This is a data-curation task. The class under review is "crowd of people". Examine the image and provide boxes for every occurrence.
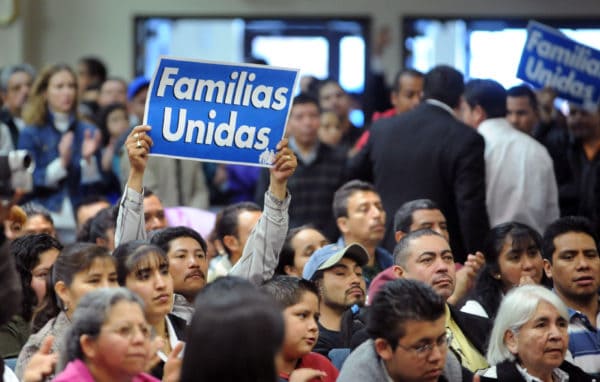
[0,54,599,382]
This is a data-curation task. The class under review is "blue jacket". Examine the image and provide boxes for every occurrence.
[18,115,102,212]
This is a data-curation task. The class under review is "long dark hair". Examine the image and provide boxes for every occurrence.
[180,276,284,382]
[32,243,113,332]
[468,222,548,320]
[10,234,63,321]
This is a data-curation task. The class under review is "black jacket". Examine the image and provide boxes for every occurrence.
[479,360,594,382]
[348,102,490,261]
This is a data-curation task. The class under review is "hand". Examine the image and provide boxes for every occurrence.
[162,342,184,382]
[289,368,327,382]
[127,125,153,174]
[519,275,536,286]
[269,138,297,200]
[448,251,485,305]
[22,336,58,382]
[81,128,102,161]
[58,131,74,167]
[126,125,154,193]
[270,138,297,183]
[145,335,165,373]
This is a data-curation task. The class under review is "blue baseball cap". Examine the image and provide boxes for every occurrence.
[302,243,369,281]
[127,76,150,101]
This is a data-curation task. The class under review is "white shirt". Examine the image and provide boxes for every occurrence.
[478,118,559,234]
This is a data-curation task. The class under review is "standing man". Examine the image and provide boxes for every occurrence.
[350,65,489,262]
[461,79,559,234]
[506,84,540,136]
[547,101,600,231]
[542,216,600,378]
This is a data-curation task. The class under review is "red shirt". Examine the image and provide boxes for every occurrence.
[278,352,339,382]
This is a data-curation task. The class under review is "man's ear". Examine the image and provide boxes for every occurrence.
[392,265,404,278]
[283,265,300,278]
[336,216,349,235]
[222,235,239,254]
[543,259,553,279]
[394,231,405,243]
[374,338,393,361]
[474,104,487,125]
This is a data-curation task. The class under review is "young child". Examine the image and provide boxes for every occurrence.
[262,276,339,382]
[318,109,343,147]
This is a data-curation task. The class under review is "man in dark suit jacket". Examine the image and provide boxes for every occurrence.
[349,65,489,261]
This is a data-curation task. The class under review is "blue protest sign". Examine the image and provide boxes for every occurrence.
[517,21,600,108]
[144,57,299,166]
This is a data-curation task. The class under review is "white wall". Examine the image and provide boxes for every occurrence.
[3,0,599,82]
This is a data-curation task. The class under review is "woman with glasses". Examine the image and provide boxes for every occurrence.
[53,288,159,382]
[478,285,592,381]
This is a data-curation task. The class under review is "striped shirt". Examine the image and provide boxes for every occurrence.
[567,302,600,378]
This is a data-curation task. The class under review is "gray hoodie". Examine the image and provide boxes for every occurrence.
[338,339,463,382]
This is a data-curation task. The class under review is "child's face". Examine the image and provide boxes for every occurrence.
[318,111,342,146]
[281,291,320,360]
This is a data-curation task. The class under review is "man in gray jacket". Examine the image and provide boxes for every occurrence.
[338,278,465,382]
[115,124,296,289]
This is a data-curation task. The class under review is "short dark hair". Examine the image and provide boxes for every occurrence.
[215,202,261,255]
[507,84,538,111]
[393,199,439,233]
[76,206,115,244]
[261,275,319,309]
[393,229,445,267]
[181,276,284,382]
[542,216,599,263]
[79,56,107,86]
[367,278,445,350]
[275,225,318,275]
[423,65,464,109]
[10,234,62,321]
[292,93,321,112]
[332,180,377,219]
[392,68,424,92]
[463,79,507,119]
[150,225,207,254]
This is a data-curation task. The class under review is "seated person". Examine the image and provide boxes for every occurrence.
[338,278,467,382]
[479,285,592,381]
[262,275,339,381]
[461,222,547,319]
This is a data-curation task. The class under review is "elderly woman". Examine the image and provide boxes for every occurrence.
[53,288,158,382]
[479,285,592,382]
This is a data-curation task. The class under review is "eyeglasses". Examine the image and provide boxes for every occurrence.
[395,333,451,359]
[105,322,153,340]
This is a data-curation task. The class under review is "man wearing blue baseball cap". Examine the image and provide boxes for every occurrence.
[302,242,369,361]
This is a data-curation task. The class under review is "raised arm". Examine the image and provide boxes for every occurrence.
[114,125,153,247]
[229,138,297,284]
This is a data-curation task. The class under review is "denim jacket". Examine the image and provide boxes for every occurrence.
[17,114,102,212]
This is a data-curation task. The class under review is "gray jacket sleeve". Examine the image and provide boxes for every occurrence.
[229,189,290,285]
[114,185,147,248]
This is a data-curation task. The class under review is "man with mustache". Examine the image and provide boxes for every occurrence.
[333,180,393,284]
[392,229,491,373]
[150,226,208,323]
[542,216,600,378]
[302,243,369,359]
